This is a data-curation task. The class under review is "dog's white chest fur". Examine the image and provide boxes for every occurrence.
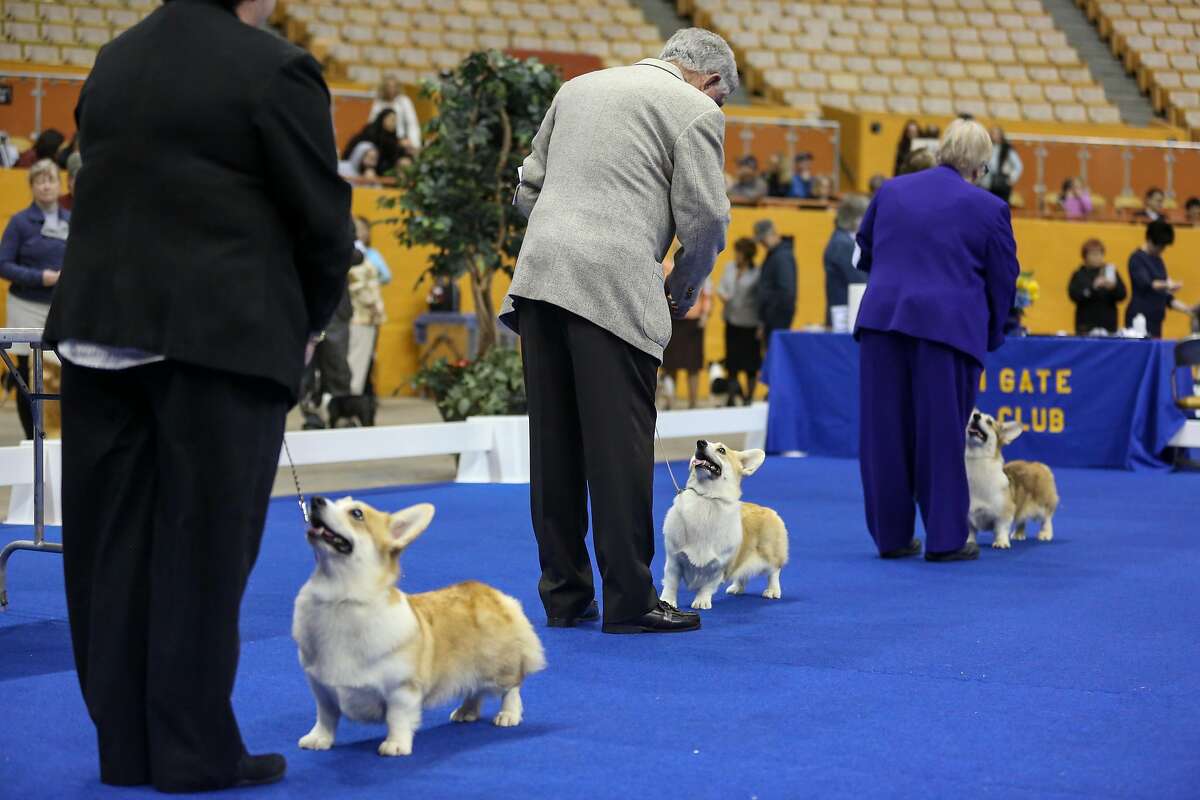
[966,456,1010,528]
[663,491,742,587]
[293,582,419,721]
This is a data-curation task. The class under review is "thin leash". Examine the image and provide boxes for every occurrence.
[655,424,685,495]
[282,436,310,525]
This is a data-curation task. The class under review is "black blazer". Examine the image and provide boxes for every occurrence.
[45,0,355,398]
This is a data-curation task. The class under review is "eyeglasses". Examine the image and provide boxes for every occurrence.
[979,163,991,178]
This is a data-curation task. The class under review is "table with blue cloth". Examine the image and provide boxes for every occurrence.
[762,332,1189,471]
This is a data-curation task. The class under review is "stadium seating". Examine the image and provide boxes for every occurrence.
[1085,0,1200,137]
[0,0,663,87]
[683,0,1123,123]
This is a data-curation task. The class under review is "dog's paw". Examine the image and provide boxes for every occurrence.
[1013,530,1027,541]
[659,593,678,607]
[378,739,412,757]
[298,731,334,751]
[493,711,522,727]
[449,707,480,723]
[725,582,744,595]
[691,596,712,610]
[1037,530,1054,542]
[761,588,781,600]
[992,538,1011,550]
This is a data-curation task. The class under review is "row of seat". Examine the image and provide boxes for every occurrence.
[302,20,659,46]
[3,3,142,27]
[749,55,1094,86]
[3,22,119,48]
[288,1,646,24]
[690,0,1048,19]
[772,73,1106,105]
[1085,0,1200,135]
[779,91,1120,124]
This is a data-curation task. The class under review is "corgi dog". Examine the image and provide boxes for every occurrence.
[660,440,789,610]
[965,410,1060,549]
[292,497,546,757]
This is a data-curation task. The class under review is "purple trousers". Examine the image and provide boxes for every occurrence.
[858,330,981,555]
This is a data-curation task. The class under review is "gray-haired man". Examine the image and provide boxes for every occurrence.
[501,28,735,634]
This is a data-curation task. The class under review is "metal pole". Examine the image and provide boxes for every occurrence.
[32,345,44,546]
[33,76,43,135]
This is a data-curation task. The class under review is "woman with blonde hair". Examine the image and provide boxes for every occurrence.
[853,119,1020,562]
[370,75,421,155]
[0,159,68,439]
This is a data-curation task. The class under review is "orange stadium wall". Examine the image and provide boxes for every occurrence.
[3,170,1195,400]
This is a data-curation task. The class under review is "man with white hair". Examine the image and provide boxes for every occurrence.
[502,28,735,634]
[852,118,1020,563]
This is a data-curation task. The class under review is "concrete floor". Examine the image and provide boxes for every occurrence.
[0,393,743,519]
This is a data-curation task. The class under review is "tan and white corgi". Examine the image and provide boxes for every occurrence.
[965,410,1060,549]
[292,497,546,757]
[660,440,789,610]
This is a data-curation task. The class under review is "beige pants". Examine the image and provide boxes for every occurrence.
[347,324,378,396]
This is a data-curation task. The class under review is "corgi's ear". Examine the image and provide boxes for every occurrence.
[389,503,435,551]
[998,420,1023,445]
[738,449,766,476]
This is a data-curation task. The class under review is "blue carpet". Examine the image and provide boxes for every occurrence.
[1,457,1198,799]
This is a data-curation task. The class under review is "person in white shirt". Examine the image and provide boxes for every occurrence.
[369,75,421,154]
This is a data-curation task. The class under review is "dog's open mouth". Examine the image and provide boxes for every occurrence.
[967,423,988,444]
[691,452,722,478]
[307,523,354,555]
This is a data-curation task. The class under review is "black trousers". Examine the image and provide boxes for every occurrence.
[60,360,288,792]
[519,300,660,624]
[13,354,34,440]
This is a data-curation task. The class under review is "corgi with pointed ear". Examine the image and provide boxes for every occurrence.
[965,410,1060,549]
[292,496,546,758]
[660,440,790,611]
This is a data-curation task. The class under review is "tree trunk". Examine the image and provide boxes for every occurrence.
[471,266,498,357]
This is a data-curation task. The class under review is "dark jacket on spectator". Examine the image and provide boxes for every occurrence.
[757,237,797,333]
[823,226,865,325]
[1068,264,1127,334]
[1124,248,1171,338]
[0,203,70,304]
[44,0,355,399]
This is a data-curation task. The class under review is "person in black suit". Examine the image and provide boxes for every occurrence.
[753,219,797,350]
[43,0,355,792]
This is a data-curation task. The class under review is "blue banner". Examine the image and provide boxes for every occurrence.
[763,333,1188,471]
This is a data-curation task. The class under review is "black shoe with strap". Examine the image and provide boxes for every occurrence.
[925,541,981,562]
[602,600,701,634]
[880,538,922,559]
[546,600,600,628]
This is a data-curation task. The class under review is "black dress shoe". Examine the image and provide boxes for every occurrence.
[546,600,599,628]
[234,753,287,789]
[925,541,981,562]
[880,538,922,559]
[602,600,701,634]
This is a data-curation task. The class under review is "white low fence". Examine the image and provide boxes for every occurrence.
[0,404,771,524]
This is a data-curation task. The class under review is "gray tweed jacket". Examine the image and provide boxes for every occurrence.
[500,58,731,362]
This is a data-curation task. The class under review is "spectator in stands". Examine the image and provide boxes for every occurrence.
[868,174,885,197]
[1126,220,1193,338]
[1060,177,1092,220]
[353,216,392,285]
[764,153,791,197]
[810,175,833,202]
[894,119,920,176]
[824,194,869,329]
[982,126,1022,204]
[1068,238,1126,334]
[855,119,1019,562]
[728,155,767,203]
[788,152,814,199]
[0,132,19,167]
[1186,197,1200,225]
[15,128,65,168]
[898,148,936,175]
[1134,187,1166,222]
[43,0,355,789]
[56,133,80,170]
[661,252,713,409]
[60,152,83,212]
[342,109,403,175]
[347,232,387,425]
[0,159,68,440]
[753,219,797,349]
[717,236,761,406]
[370,75,421,154]
[427,274,460,311]
[338,142,381,183]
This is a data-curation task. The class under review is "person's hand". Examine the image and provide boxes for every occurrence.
[1092,275,1108,290]
[305,333,324,366]
[665,285,682,318]
[42,270,59,287]
[1168,279,1184,293]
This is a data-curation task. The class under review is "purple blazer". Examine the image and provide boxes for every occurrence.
[853,164,1020,365]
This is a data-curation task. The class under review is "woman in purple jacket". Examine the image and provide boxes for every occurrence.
[0,158,69,439]
[854,120,1020,562]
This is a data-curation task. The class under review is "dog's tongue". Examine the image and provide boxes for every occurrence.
[690,458,704,468]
